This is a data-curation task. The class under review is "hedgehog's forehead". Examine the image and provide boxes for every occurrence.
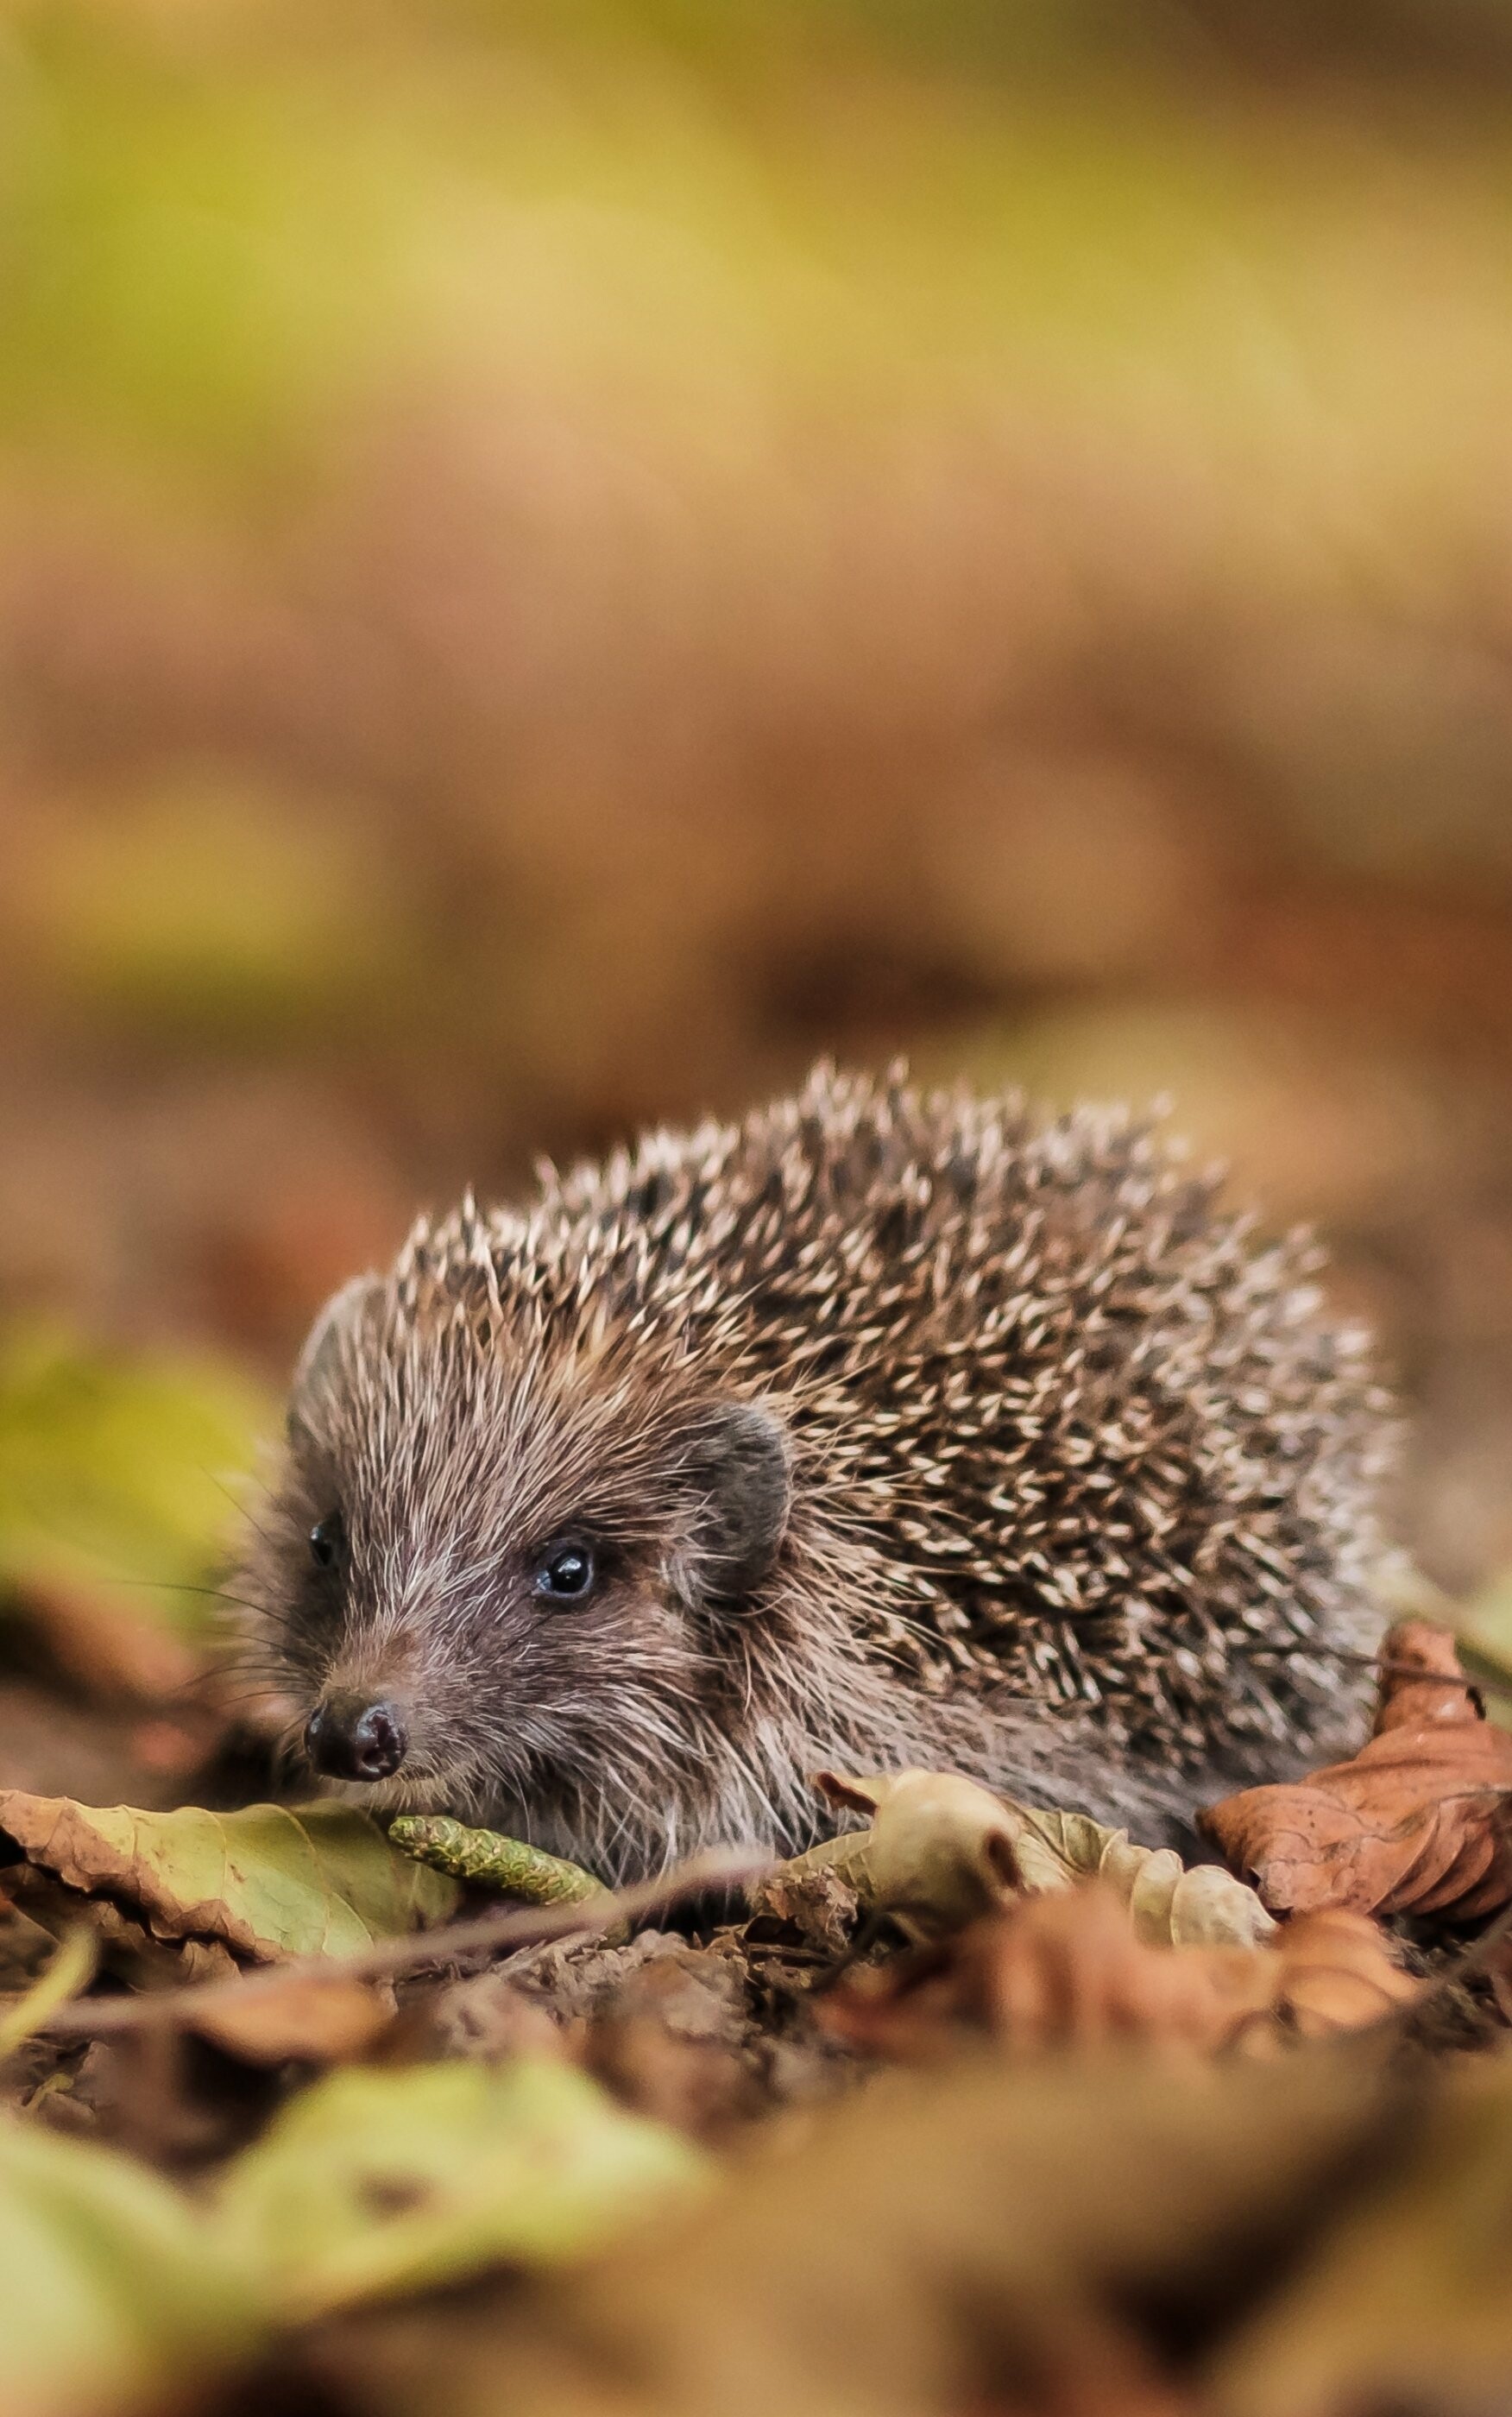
[340,1278,690,1504]
[322,1321,690,1564]
[381,1269,674,1388]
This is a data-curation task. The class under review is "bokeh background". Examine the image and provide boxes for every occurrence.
[7,0,1512,1798]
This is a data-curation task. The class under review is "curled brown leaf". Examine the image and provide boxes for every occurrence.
[780,1771,1272,1947]
[1200,1621,1512,1921]
[803,1770,1021,1933]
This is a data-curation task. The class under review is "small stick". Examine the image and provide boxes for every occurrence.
[29,1844,771,2043]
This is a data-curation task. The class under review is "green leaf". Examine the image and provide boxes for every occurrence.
[218,2054,707,2319]
[0,2116,257,2417]
[0,1795,461,1964]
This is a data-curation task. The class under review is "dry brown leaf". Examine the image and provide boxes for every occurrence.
[1006,1807,1276,1948]
[803,1770,1022,1933]
[184,1974,395,2067]
[778,1770,1273,1948]
[817,1886,1259,2060]
[1374,1618,1489,1732]
[748,1860,860,1955]
[11,1870,241,1989]
[1200,1619,1512,1920]
[816,1884,1416,2062]
[1265,1910,1423,2042]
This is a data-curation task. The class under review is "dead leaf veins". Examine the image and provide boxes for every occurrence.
[1200,1620,1512,1921]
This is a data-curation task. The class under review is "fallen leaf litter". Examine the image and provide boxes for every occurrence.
[0,1616,1509,2416]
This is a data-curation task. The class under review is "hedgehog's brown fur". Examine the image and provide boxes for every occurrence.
[243,1063,1392,1880]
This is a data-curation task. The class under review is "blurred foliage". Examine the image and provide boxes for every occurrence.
[0,2116,256,2417]
[17,772,410,1039]
[0,1324,271,1638]
[8,0,1512,496]
[0,2050,697,2408]
[6,0,1512,1587]
[220,2055,705,2316]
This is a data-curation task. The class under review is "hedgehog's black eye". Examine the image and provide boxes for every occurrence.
[310,1511,345,1571]
[533,1543,596,1601]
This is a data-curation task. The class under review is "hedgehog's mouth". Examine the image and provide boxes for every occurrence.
[288,1675,554,1833]
[324,1743,531,1829]
[328,1768,448,1815]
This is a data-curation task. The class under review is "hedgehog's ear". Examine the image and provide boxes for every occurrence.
[287,1276,380,1442]
[678,1400,793,1606]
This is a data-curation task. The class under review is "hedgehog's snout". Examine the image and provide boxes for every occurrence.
[305,1691,409,1783]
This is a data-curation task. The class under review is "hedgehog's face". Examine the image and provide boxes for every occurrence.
[243,1276,794,1849]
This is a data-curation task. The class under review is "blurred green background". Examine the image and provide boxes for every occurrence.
[6,0,1512,1694]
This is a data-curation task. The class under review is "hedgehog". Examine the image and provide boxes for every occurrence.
[241,1063,1393,1881]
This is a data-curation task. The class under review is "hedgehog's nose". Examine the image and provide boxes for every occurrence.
[305,1694,408,1783]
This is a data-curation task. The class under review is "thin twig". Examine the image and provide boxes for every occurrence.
[31,1844,772,2042]
[1246,1644,1512,1704]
